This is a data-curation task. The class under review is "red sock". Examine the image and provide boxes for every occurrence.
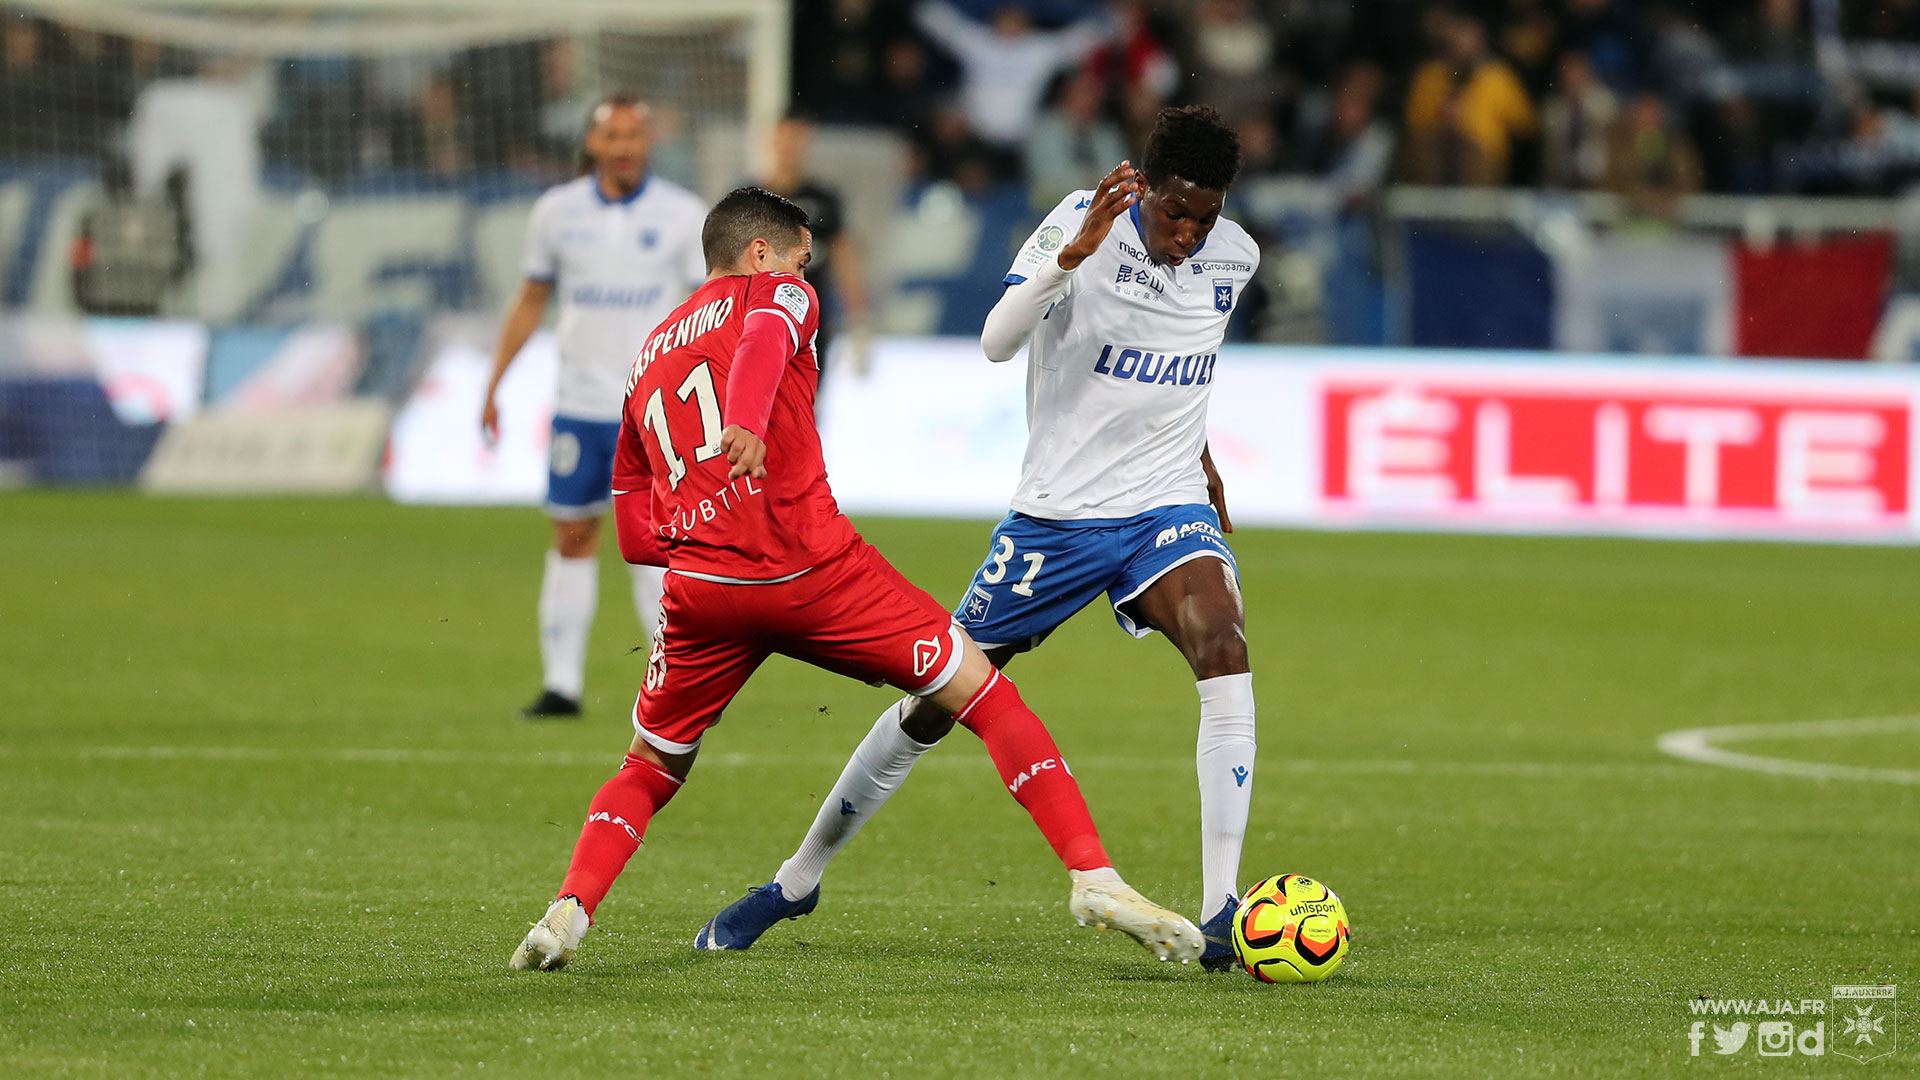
[557,753,683,916]
[953,670,1111,872]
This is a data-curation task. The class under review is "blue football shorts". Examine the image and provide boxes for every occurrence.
[953,503,1237,651]
[545,414,621,520]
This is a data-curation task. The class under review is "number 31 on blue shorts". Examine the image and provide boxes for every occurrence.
[952,503,1237,651]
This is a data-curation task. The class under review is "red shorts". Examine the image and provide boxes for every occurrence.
[631,540,967,754]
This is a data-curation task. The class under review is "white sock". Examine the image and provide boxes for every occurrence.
[629,563,664,639]
[774,701,935,897]
[1196,672,1256,922]
[537,551,598,700]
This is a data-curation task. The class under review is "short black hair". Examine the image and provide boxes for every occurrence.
[701,186,811,270]
[1139,105,1241,193]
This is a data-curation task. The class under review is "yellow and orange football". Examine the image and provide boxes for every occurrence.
[1232,873,1352,983]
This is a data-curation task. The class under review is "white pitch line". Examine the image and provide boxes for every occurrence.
[0,743,1701,779]
[1657,715,1920,785]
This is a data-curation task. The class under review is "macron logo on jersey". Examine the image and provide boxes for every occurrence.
[628,295,735,394]
[1092,344,1217,387]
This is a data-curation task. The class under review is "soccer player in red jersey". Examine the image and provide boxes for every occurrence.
[509,188,1202,971]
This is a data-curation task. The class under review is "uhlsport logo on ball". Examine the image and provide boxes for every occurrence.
[1233,873,1351,983]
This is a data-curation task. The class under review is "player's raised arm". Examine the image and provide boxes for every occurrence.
[981,162,1137,363]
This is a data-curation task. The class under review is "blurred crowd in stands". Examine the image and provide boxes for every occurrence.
[794,0,1920,209]
[8,0,1920,209]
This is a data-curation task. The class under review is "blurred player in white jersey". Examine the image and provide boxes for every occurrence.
[701,107,1263,969]
[481,93,707,720]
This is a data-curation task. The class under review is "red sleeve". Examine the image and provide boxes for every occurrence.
[612,412,668,567]
[615,491,667,567]
[724,274,818,437]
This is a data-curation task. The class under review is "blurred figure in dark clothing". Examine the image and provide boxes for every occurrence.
[1542,50,1618,189]
[1723,0,1812,66]
[1560,0,1648,92]
[872,37,939,132]
[1700,95,1775,193]
[914,101,1003,192]
[1608,92,1702,219]
[792,0,915,124]
[757,112,872,375]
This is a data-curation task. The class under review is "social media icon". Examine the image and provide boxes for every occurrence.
[1757,1021,1794,1056]
[1798,1021,1825,1056]
[1712,1023,1750,1054]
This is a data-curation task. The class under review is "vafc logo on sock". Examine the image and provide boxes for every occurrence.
[586,810,640,843]
[1007,756,1072,794]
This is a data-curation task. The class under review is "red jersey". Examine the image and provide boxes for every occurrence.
[612,271,858,580]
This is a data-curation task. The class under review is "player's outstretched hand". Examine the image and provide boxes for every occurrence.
[721,425,767,481]
[1058,160,1139,272]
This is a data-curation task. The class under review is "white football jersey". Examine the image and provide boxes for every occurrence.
[523,174,707,422]
[1001,189,1260,520]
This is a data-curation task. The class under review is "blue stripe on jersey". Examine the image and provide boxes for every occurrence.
[1004,273,1027,285]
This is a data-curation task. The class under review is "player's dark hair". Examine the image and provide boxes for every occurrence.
[701,186,811,270]
[1139,105,1241,193]
[577,90,644,176]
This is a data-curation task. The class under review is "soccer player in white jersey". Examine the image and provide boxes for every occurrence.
[481,93,707,720]
[698,107,1262,969]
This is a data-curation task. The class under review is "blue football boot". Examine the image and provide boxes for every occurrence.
[1199,894,1241,972]
[694,881,820,950]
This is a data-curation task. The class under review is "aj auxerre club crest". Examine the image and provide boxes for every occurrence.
[1212,278,1234,313]
[1833,985,1897,1063]
[961,585,992,625]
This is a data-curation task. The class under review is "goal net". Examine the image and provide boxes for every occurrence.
[0,0,785,325]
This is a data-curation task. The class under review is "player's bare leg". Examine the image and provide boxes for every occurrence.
[1129,555,1255,969]
[510,732,695,970]
[525,517,603,720]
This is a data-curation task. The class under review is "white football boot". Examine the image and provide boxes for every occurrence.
[508,895,591,971]
[1068,871,1206,963]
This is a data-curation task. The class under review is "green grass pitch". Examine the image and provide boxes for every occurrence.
[2,492,1915,1077]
